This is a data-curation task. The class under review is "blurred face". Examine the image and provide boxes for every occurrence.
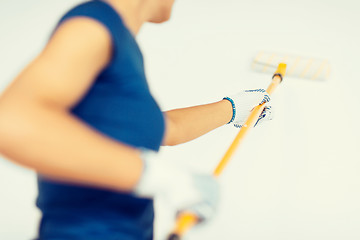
[146,0,175,23]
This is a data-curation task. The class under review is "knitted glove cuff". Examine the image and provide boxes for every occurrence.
[223,97,236,124]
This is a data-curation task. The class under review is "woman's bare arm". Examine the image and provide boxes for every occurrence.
[162,100,233,146]
[0,18,143,192]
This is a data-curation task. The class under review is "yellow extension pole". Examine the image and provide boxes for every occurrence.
[167,63,287,240]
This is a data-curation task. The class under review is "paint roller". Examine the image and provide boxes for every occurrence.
[167,64,287,240]
[252,51,331,81]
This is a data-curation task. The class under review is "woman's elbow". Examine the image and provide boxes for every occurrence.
[161,136,178,146]
[162,116,182,146]
[161,130,184,146]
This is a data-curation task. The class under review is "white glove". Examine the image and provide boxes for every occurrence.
[134,150,219,222]
[224,89,273,128]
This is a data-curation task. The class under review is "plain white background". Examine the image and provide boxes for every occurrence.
[1,0,359,239]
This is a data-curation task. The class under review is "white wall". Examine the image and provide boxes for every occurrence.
[1,0,359,239]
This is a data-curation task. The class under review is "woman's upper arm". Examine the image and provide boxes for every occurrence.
[0,17,112,109]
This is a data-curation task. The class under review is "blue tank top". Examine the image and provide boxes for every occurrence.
[36,1,165,239]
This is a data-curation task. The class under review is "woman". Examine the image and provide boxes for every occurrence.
[0,0,272,239]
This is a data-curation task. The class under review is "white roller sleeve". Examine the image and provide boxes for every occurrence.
[252,51,331,81]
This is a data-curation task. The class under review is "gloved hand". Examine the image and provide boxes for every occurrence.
[224,89,273,128]
[134,150,219,222]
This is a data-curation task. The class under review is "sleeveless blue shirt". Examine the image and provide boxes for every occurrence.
[36,1,165,239]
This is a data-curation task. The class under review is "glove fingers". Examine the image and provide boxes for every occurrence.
[176,202,215,224]
[176,174,219,222]
[260,93,271,105]
[234,106,273,128]
[254,106,273,127]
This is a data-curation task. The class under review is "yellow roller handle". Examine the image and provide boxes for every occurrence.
[167,63,287,240]
[214,63,286,176]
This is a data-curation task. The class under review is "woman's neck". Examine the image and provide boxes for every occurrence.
[103,0,148,35]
